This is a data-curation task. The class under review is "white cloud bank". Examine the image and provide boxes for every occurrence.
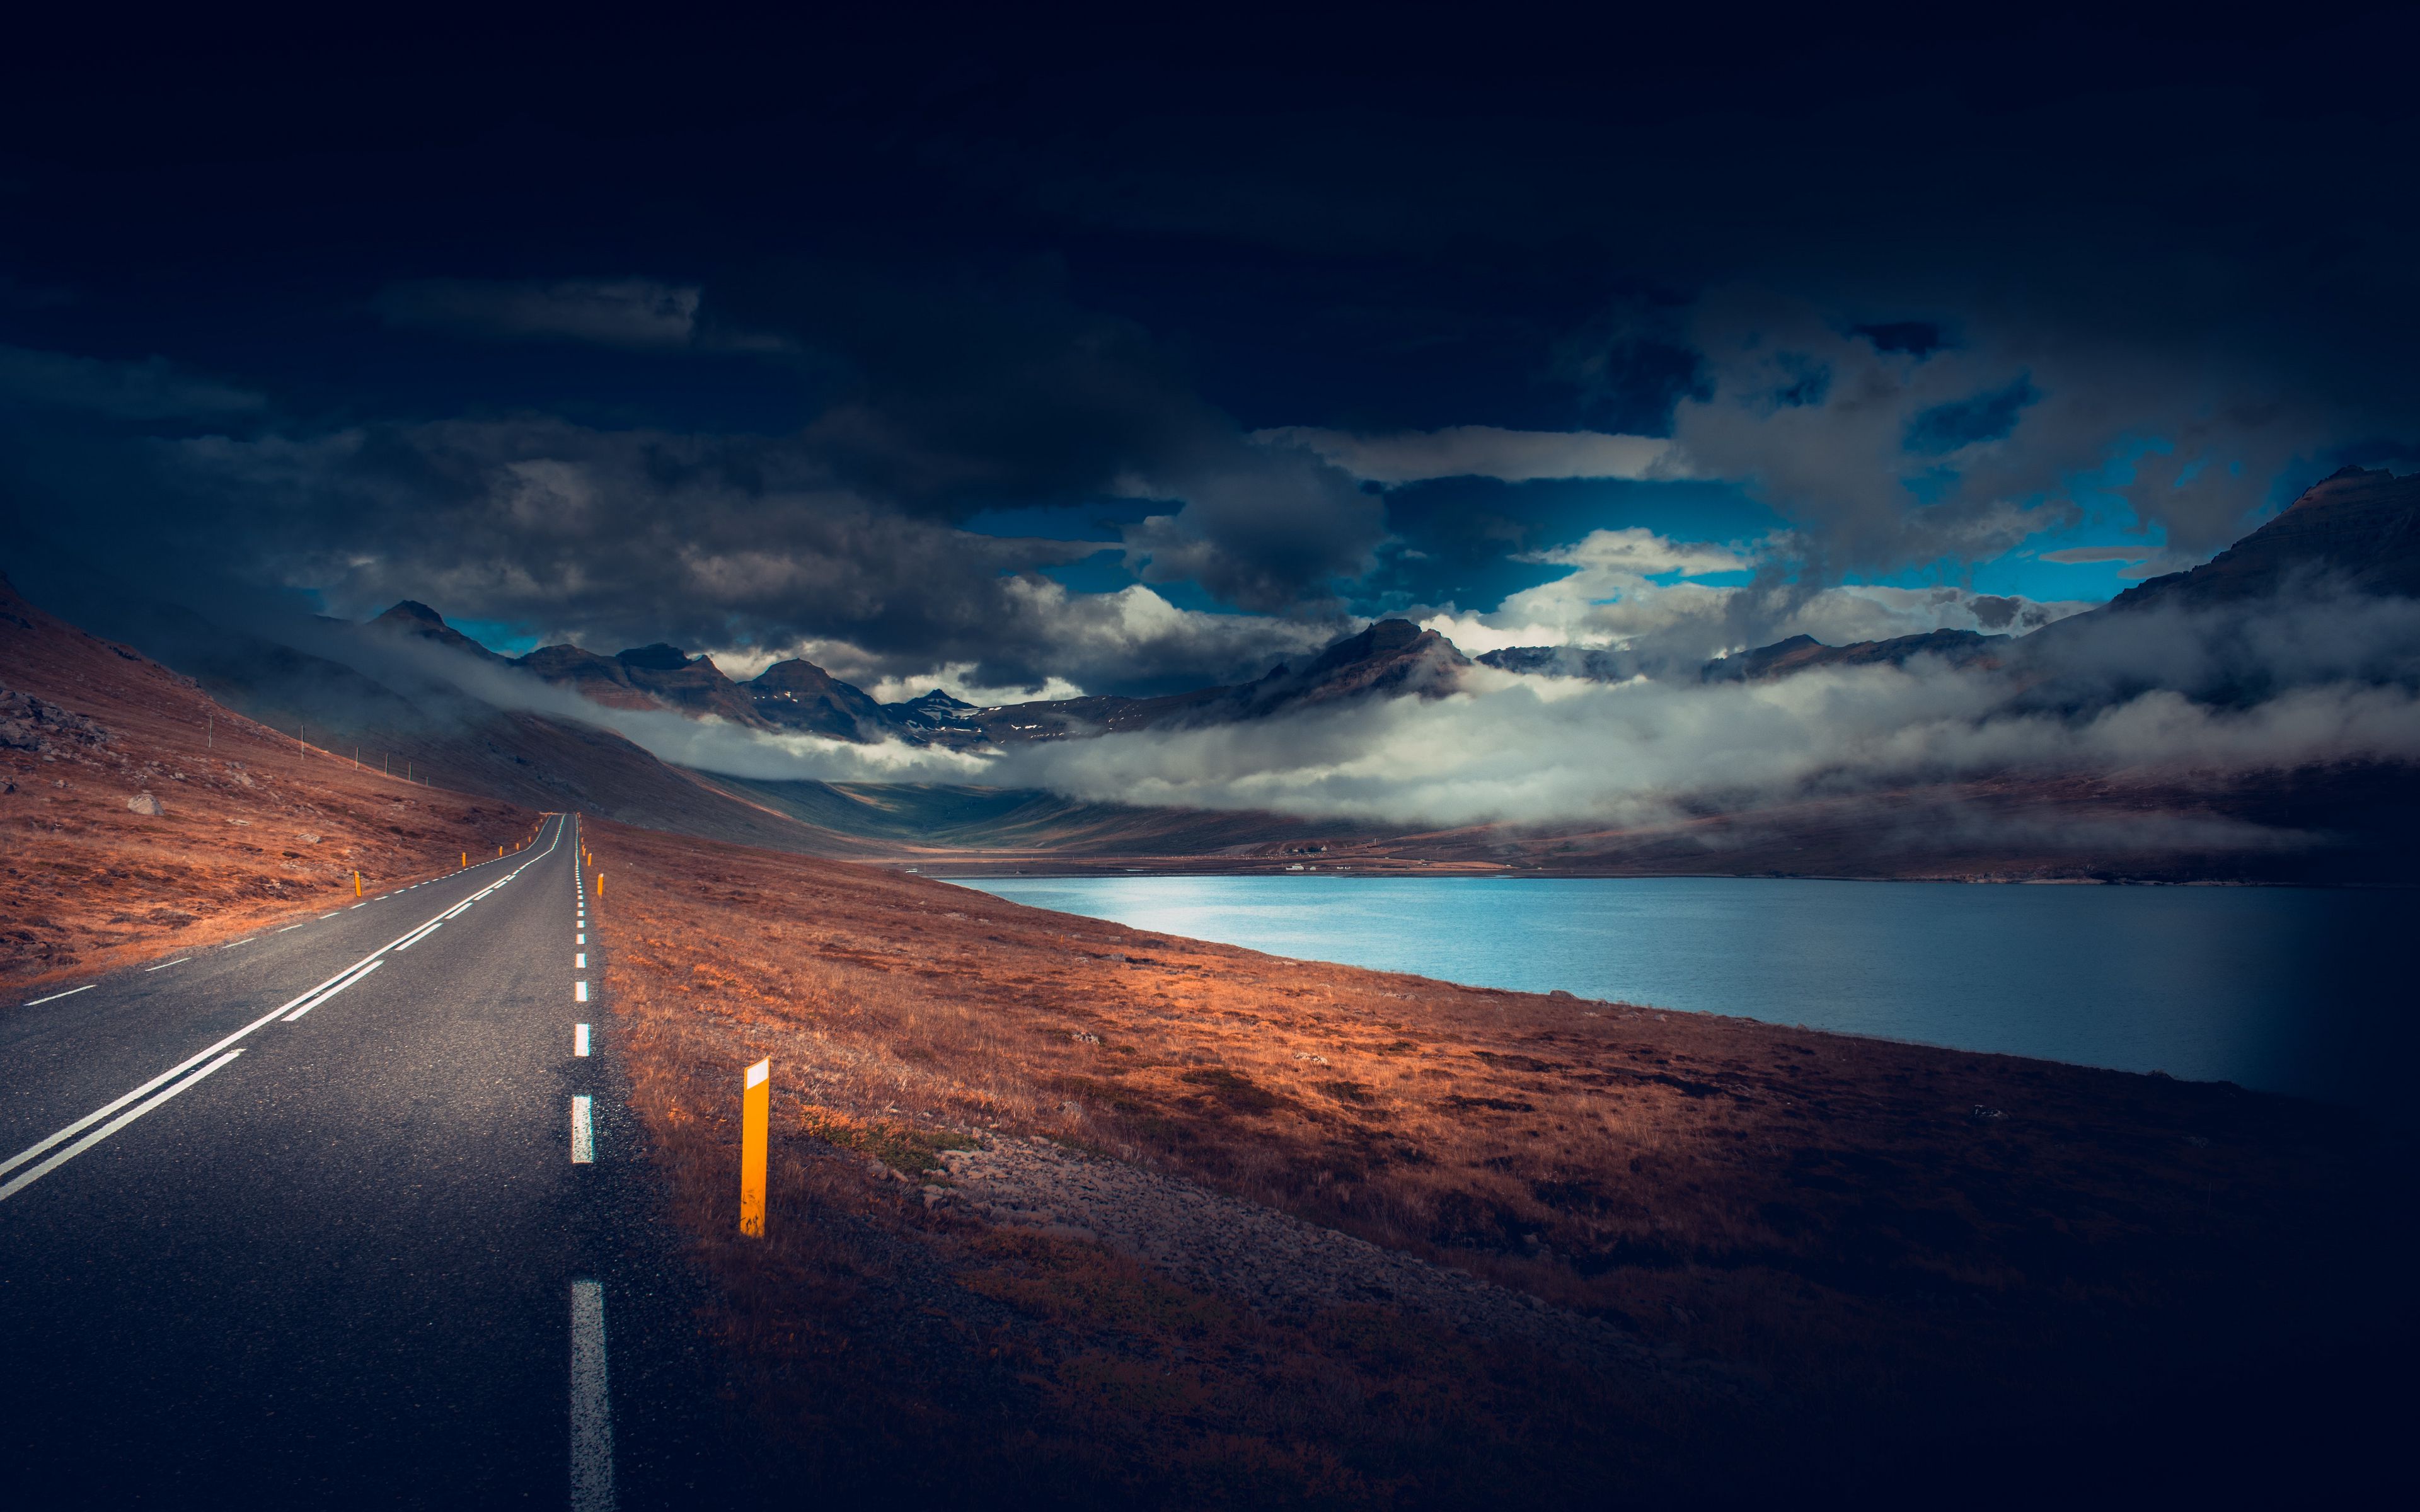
[625,594,2420,838]
[1414,525,2090,660]
[971,665,2420,830]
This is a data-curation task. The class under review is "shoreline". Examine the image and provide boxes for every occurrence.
[944,871,2410,1116]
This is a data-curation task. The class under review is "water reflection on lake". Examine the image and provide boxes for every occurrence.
[954,874,2417,1114]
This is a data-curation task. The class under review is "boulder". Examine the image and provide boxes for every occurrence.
[127,792,164,816]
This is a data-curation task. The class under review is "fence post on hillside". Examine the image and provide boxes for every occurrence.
[740,1058,771,1237]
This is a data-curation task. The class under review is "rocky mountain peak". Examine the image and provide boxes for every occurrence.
[369,601,509,663]
[614,643,695,672]
[751,658,839,692]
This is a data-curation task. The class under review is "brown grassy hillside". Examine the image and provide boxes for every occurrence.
[0,577,539,985]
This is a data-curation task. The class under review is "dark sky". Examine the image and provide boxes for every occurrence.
[4,3,2416,697]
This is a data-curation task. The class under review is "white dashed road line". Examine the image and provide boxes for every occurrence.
[574,1022,591,1057]
[570,1096,595,1164]
[21,985,95,1007]
[569,1278,616,1511]
[144,958,190,973]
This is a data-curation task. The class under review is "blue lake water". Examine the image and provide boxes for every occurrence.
[954,875,2417,1114]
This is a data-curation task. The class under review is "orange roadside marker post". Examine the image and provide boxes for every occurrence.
[596,873,604,899]
[461,852,467,869]
[740,1057,771,1236]
[354,871,362,898]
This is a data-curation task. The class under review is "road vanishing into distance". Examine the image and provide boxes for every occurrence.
[0,815,732,1509]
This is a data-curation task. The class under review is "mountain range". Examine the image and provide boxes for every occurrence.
[366,601,1475,748]
[11,465,2417,881]
[369,463,2420,736]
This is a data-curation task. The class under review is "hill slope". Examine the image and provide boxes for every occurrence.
[0,575,541,984]
[29,587,886,860]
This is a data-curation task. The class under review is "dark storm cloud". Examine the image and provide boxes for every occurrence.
[1852,322,1946,358]
[716,260,1387,606]
[1,396,1340,694]
[0,343,265,421]
[352,259,1393,622]
[1904,378,2037,457]
[1117,442,1381,612]
[2,4,2416,696]
[4,244,1392,687]
[942,20,2420,578]
[369,279,709,350]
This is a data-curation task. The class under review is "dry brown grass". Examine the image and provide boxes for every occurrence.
[0,581,540,984]
[592,814,2414,1499]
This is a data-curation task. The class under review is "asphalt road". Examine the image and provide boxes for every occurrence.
[0,814,742,1509]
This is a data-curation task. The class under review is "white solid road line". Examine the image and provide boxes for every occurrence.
[0,814,573,1196]
[282,958,385,1022]
[575,1022,591,1057]
[144,958,191,972]
[570,1096,596,1163]
[0,1050,245,1202]
[21,984,95,1007]
[569,1278,618,1512]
